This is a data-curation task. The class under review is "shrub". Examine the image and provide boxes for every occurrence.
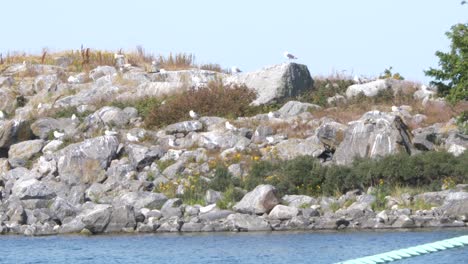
[216,186,245,209]
[209,165,239,192]
[145,81,256,128]
[241,151,467,197]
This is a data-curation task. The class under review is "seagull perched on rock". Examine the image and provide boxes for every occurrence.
[189,110,199,120]
[284,51,298,60]
[53,131,65,139]
[231,66,242,74]
[225,121,237,131]
[391,106,401,112]
[0,110,5,120]
[126,133,139,142]
[267,111,280,119]
[105,130,118,136]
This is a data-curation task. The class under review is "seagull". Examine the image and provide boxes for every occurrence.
[105,130,118,136]
[284,51,298,60]
[225,121,237,131]
[266,136,275,144]
[0,110,4,120]
[168,138,176,147]
[71,114,77,121]
[353,75,362,84]
[231,66,242,73]
[126,133,139,142]
[53,131,65,139]
[391,106,401,112]
[189,110,199,119]
[267,111,279,119]
[114,53,125,59]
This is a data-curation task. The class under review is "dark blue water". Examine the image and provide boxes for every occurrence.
[0,229,467,263]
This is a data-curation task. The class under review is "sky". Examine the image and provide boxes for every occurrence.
[1,0,466,83]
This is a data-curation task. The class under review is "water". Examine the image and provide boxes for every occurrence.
[0,229,467,263]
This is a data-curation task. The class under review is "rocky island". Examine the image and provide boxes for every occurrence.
[0,51,466,236]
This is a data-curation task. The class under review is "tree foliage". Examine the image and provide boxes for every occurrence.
[425,23,468,103]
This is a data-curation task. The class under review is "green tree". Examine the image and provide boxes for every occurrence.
[425,23,468,103]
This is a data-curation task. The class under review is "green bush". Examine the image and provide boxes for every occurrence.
[243,151,468,197]
[425,23,468,103]
[209,165,239,192]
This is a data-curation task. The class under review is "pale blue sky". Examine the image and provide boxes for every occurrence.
[1,0,466,82]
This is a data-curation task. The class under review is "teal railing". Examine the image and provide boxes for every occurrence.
[336,235,468,264]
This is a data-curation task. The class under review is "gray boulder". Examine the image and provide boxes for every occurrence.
[198,131,251,150]
[80,202,112,233]
[55,135,119,185]
[268,205,299,220]
[117,191,168,210]
[89,66,117,81]
[233,184,279,214]
[445,133,467,157]
[105,205,136,233]
[157,216,183,232]
[334,111,413,165]
[8,139,44,168]
[31,118,76,139]
[165,121,203,134]
[226,213,272,231]
[161,198,183,218]
[277,101,321,118]
[282,195,317,208]
[12,178,56,200]
[316,120,347,149]
[274,136,325,160]
[126,144,165,171]
[225,63,314,105]
[199,210,234,222]
[0,119,33,149]
[345,79,401,98]
[205,189,223,205]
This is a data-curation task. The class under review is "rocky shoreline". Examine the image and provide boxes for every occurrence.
[1,183,468,236]
[0,56,466,236]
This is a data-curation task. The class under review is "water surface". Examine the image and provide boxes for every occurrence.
[1,229,467,263]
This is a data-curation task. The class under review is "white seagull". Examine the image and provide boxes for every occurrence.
[105,130,118,136]
[71,114,77,121]
[231,66,242,73]
[126,133,139,142]
[391,106,401,112]
[284,51,298,60]
[0,110,4,120]
[189,110,199,119]
[53,131,65,139]
[225,121,237,131]
[267,111,279,119]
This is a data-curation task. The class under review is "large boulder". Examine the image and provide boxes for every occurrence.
[8,139,44,168]
[0,119,33,149]
[89,66,117,81]
[334,111,413,165]
[116,69,226,101]
[277,101,321,118]
[126,144,165,171]
[225,63,314,105]
[345,79,402,98]
[12,178,56,200]
[198,131,250,150]
[80,202,113,233]
[233,184,279,214]
[226,213,272,231]
[316,119,347,149]
[55,135,119,185]
[105,205,136,233]
[274,136,325,160]
[268,205,299,220]
[445,133,467,157]
[282,195,317,208]
[116,191,168,210]
[165,121,203,134]
[30,118,76,139]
